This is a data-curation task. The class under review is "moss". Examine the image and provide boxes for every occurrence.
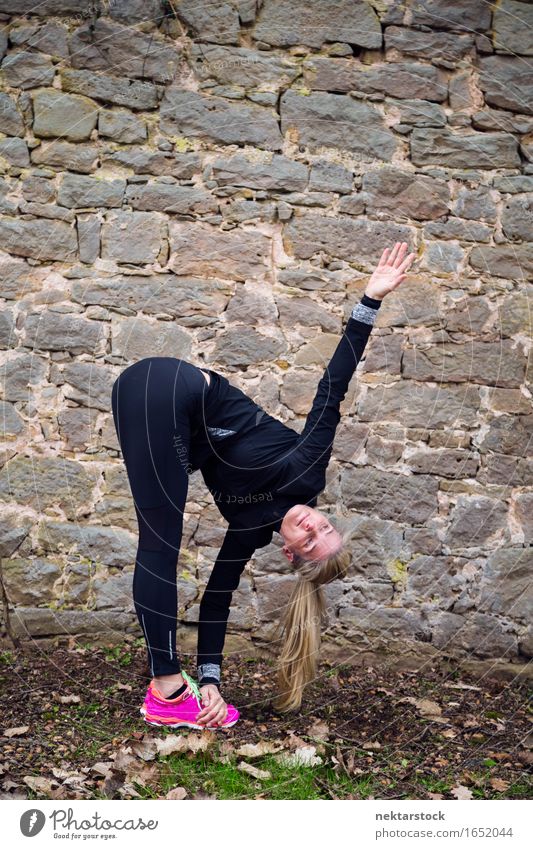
[387,558,408,590]
[172,136,195,152]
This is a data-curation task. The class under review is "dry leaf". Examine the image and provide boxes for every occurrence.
[155,736,190,757]
[308,720,330,741]
[187,731,216,753]
[166,786,187,799]
[237,761,271,780]
[114,746,138,772]
[235,740,284,759]
[444,682,481,691]
[451,785,473,800]
[125,763,159,788]
[277,745,323,767]
[58,694,81,704]
[427,792,444,800]
[441,729,458,739]
[362,741,381,750]
[285,730,309,750]
[520,730,533,749]
[91,762,114,777]
[490,778,509,792]
[130,737,158,761]
[51,767,88,786]
[413,698,442,717]
[3,726,30,737]
[23,776,58,794]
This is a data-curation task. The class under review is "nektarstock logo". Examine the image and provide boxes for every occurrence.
[20,809,46,836]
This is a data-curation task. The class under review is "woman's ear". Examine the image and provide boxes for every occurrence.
[282,545,295,563]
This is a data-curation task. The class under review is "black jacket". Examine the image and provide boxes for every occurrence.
[192,293,382,683]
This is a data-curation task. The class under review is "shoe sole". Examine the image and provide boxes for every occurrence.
[140,706,238,730]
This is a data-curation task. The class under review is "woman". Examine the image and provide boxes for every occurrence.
[110,242,415,730]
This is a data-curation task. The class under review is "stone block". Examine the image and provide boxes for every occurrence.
[70,19,181,83]
[211,326,287,368]
[403,340,526,388]
[1,51,54,89]
[384,26,474,63]
[405,447,478,479]
[0,400,24,436]
[169,221,270,281]
[177,0,240,45]
[0,217,78,262]
[125,182,217,215]
[58,174,126,208]
[362,167,449,220]
[33,89,98,141]
[340,466,439,524]
[31,140,99,174]
[101,211,165,264]
[2,557,60,605]
[111,316,191,361]
[22,311,106,355]
[160,88,282,151]
[0,456,95,519]
[411,128,520,168]
[252,0,382,49]
[0,92,24,136]
[478,56,533,115]
[37,520,136,569]
[97,109,147,144]
[284,212,413,266]
[409,0,492,32]
[492,0,533,56]
[469,244,533,280]
[191,44,299,89]
[358,381,481,429]
[304,57,447,102]
[280,90,397,160]
[445,495,508,548]
[478,414,532,457]
[211,154,308,192]
[61,69,159,111]
[501,196,533,242]
[1,352,47,400]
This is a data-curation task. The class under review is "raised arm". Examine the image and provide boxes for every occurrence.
[292,242,416,476]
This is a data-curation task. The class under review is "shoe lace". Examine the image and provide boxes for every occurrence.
[182,670,203,710]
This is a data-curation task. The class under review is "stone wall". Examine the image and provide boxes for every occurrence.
[0,0,531,679]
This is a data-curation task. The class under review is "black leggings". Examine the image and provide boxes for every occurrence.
[111,357,209,677]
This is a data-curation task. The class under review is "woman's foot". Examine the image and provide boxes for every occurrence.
[152,672,185,699]
[140,671,240,730]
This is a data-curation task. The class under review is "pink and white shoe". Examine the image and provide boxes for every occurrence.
[139,670,239,730]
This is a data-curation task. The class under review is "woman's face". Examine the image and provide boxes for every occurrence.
[280,504,342,562]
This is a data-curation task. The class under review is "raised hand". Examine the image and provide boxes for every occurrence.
[364,241,416,301]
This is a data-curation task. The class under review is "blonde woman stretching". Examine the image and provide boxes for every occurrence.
[111,242,415,730]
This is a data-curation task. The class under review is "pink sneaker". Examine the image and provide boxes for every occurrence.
[139,670,240,730]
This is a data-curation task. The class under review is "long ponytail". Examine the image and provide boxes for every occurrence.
[269,529,352,713]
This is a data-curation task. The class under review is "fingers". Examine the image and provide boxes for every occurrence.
[197,696,226,726]
[387,241,402,265]
[391,273,408,289]
[387,242,409,268]
[398,251,416,273]
[206,704,228,728]
[378,246,390,267]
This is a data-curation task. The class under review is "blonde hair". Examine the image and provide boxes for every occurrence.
[269,525,352,713]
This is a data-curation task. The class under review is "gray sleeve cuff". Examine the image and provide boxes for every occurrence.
[351,296,381,325]
[197,663,221,684]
